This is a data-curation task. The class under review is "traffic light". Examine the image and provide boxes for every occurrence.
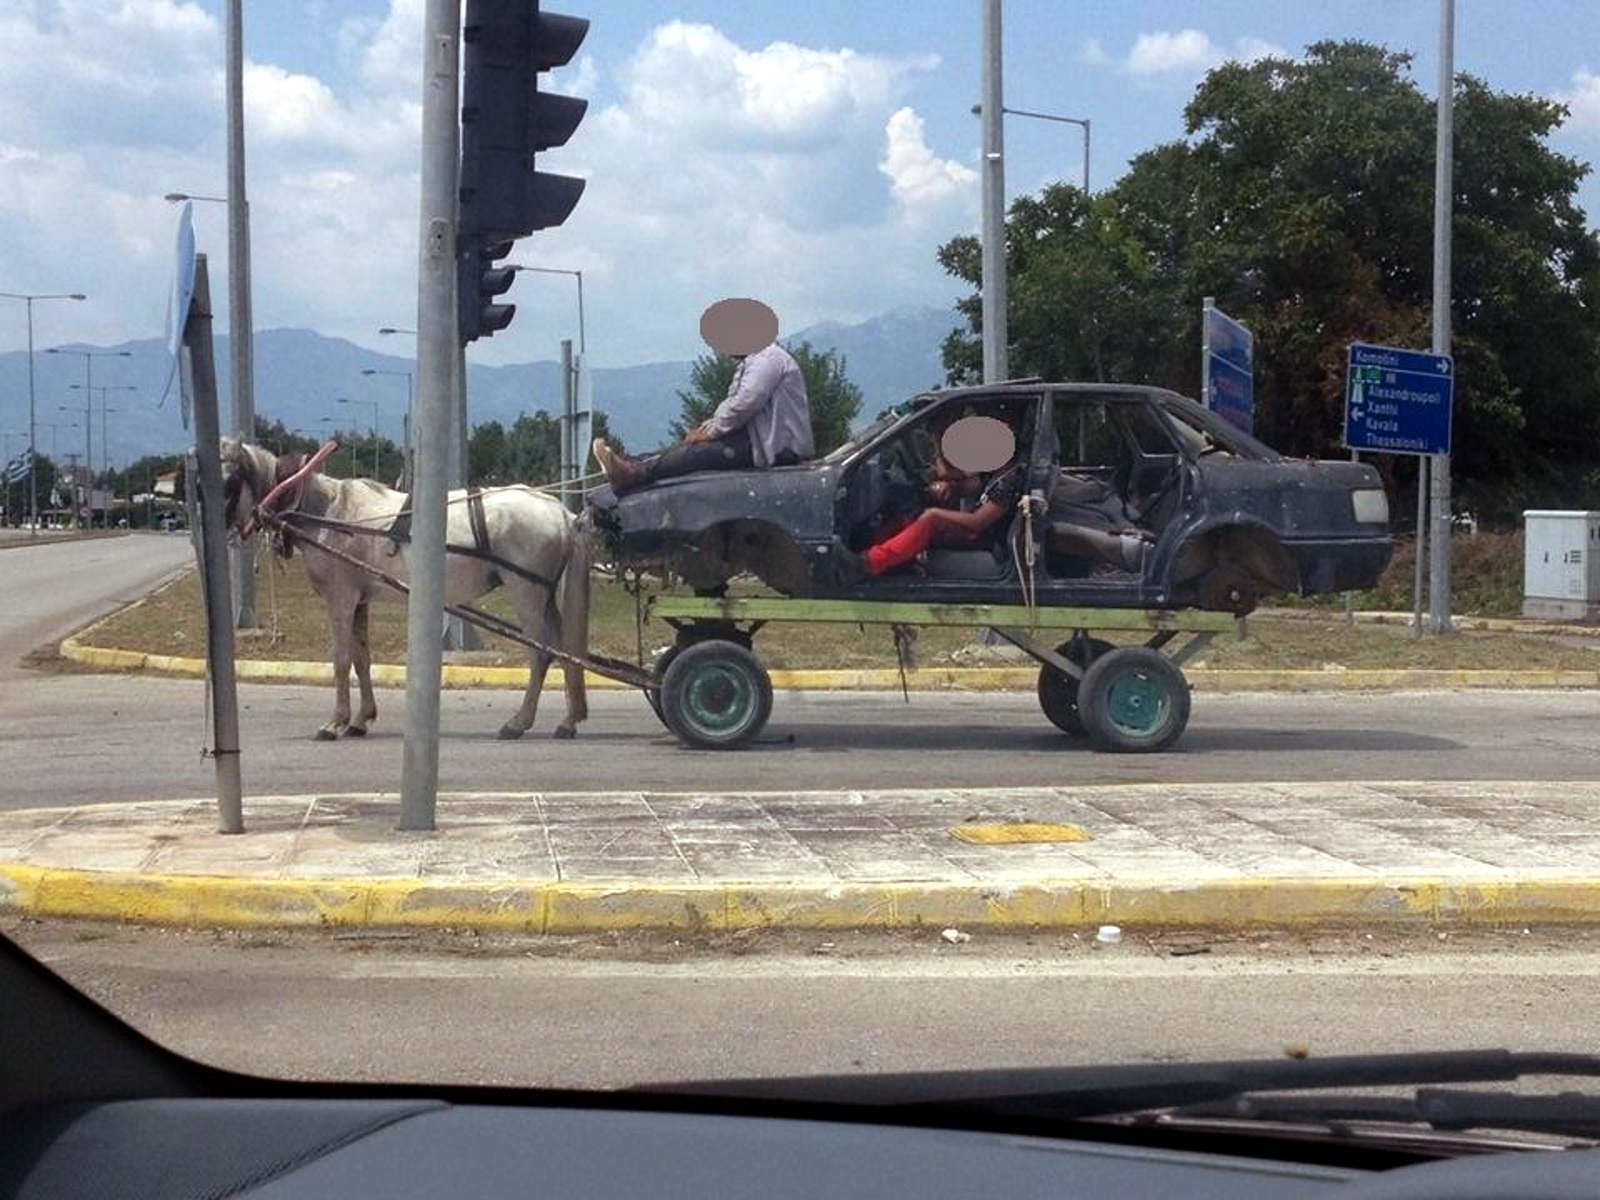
[458,238,519,343]
[458,0,588,341]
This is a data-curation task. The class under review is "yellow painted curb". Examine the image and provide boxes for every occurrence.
[7,861,1600,933]
[55,637,1600,694]
[950,823,1092,845]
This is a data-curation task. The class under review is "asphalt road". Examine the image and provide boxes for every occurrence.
[6,535,1600,1097]
[3,533,1600,809]
[13,921,1600,1090]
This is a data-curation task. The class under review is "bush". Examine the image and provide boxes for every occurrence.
[1344,530,1525,617]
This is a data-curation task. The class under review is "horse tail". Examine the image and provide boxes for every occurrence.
[557,507,593,678]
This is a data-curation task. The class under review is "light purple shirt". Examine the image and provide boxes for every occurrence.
[705,342,814,466]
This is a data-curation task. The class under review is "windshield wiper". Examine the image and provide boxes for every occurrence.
[649,1049,1600,1128]
[1160,1087,1600,1142]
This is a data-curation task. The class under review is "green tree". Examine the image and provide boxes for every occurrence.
[939,39,1600,525]
[469,409,613,486]
[671,341,862,456]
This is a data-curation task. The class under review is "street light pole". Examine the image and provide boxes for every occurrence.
[337,396,380,476]
[506,266,587,498]
[47,347,129,527]
[0,291,85,532]
[506,266,585,356]
[997,106,1091,193]
[979,0,1007,384]
[363,366,414,488]
[70,384,136,521]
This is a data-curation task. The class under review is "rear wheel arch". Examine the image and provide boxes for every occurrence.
[1171,523,1298,613]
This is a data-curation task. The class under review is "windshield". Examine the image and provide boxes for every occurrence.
[5,1,1600,1145]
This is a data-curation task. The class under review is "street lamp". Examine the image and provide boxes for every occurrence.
[362,367,414,488]
[70,383,136,508]
[47,347,130,528]
[972,104,1091,193]
[0,291,86,532]
[503,266,588,502]
[504,266,585,356]
[336,396,380,477]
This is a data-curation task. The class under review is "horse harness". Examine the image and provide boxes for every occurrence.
[265,461,559,593]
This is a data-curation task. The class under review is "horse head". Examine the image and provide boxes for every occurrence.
[218,438,281,543]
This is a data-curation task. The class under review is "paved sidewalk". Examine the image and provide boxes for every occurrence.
[3,781,1600,933]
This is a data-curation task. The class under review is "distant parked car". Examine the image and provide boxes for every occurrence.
[588,382,1393,614]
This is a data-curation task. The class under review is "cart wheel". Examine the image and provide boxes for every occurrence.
[644,646,680,728]
[1078,647,1191,753]
[659,639,773,750]
[1036,637,1114,736]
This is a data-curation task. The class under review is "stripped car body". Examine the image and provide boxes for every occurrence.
[588,382,1392,614]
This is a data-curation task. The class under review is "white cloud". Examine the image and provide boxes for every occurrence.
[880,107,977,220]
[541,23,968,362]
[0,6,972,371]
[1122,29,1288,77]
[1080,39,1110,67]
[1558,67,1600,133]
[1127,29,1216,76]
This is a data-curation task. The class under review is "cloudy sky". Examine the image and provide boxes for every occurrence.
[3,0,1598,371]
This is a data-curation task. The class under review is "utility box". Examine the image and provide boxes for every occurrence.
[1523,511,1600,621]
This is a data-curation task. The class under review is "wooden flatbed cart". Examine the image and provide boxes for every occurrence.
[641,596,1238,754]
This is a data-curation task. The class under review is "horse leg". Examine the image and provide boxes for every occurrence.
[498,579,553,740]
[551,593,585,740]
[346,601,378,736]
[318,595,357,740]
[553,520,591,739]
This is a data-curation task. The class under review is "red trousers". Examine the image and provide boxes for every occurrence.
[863,511,983,576]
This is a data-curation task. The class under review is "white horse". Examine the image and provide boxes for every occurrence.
[218,438,590,741]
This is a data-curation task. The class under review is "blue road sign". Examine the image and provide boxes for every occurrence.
[1203,303,1254,434]
[1343,342,1453,456]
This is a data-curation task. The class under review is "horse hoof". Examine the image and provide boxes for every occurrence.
[314,727,340,741]
[552,725,576,740]
[346,725,367,738]
[497,725,527,741]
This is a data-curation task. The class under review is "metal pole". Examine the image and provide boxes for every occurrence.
[25,302,36,532]
[227,0,258,628]
[1427,0,1454,635]
[400,0,461,831]
[185,255,244,833]
[1083,118,1091,193]
[560,338,575,508]
[979,0,1007,383]
[1412,457,1428,638]
[83,359,92,526]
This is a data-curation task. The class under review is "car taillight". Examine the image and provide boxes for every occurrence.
[1352,488,1389,524]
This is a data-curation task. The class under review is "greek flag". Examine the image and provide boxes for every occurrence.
[3,449,31,485]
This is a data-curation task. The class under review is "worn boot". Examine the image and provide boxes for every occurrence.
[592,439,645,492]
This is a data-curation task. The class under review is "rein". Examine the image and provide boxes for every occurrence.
[242,440,340,538]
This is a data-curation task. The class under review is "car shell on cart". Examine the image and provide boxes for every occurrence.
[588,381,1393,615]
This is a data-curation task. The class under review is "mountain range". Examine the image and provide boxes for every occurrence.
[0,306,960,469]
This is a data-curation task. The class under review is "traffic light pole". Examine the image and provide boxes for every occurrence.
[399,0,462,831]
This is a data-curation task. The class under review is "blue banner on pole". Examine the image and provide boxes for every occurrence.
[1203,303,1254,434]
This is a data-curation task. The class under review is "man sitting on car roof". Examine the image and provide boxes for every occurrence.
[592,298,813,494]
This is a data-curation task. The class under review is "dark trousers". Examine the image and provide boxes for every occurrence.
[639,435,802,484]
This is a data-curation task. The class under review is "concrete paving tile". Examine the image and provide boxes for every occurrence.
[556,856,703,881]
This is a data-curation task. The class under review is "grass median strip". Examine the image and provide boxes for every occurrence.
[71,562,1600,676]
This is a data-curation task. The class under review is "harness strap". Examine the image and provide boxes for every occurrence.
[467,487,490,552]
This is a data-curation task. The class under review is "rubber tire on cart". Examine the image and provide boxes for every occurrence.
[1036,636,1115,736]
[658,639,774,750]
[1077,646,1191,754]
[644,645,680,729]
